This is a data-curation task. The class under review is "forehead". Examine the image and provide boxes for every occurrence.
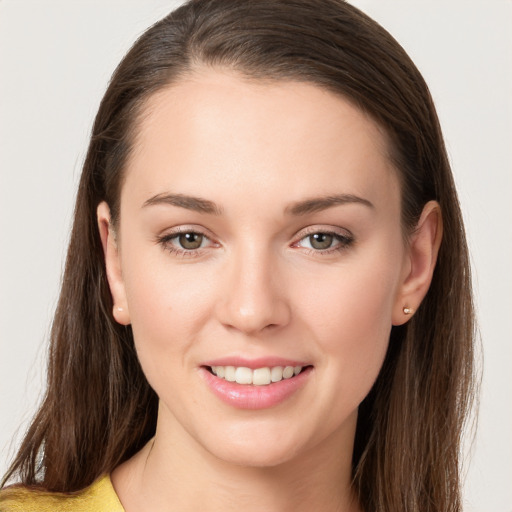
[123,69,399,215]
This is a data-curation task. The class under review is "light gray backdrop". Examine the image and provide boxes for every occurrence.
[1,2,510,510]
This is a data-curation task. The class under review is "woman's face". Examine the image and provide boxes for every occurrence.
[104,70,411,467]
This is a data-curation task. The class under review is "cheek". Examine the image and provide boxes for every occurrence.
[295,252,401,389]
[120,249,216,377]
[301,254,400,335]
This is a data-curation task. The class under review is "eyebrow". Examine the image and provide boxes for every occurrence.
[142,192,373,216]
[142,193,223,215]
[285,194,374,216]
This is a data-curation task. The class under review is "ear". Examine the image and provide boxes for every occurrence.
[392,200,443,326]
[97,201,131,325]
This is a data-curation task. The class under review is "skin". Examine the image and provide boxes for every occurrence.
[98,69,442,512]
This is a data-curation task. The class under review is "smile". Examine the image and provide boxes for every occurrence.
[200,363,313,410]
[209,365,304,386]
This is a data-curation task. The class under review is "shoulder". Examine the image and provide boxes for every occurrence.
[0,475,124,512]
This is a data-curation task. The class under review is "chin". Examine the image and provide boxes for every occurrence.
[196,422,312,469]
[212,443,301,469]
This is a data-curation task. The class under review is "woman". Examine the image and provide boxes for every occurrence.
[0,1,475,511]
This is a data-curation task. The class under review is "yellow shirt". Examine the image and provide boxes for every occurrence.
[0,475,124,512]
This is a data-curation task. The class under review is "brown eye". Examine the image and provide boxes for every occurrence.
[178,232,204,249]
[309,233,334,250]
[294,230,353,254]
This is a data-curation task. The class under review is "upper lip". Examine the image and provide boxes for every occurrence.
[201,356,311,369]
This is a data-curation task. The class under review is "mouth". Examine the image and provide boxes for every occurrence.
[200,358,313,409]
[205,364,311,386]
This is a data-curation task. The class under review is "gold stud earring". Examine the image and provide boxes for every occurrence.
[403,306,413,315]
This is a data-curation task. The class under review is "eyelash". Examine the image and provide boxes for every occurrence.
[156,227,216,258]
[292,228,354,256]
[156,227,354,257]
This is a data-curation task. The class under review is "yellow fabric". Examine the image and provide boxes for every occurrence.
[0,475,124,512]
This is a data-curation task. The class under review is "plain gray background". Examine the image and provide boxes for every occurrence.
[1,1,511,510]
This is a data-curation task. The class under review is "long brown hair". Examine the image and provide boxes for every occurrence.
[2,1,475,510]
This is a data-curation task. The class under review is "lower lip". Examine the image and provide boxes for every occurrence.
[199,366,313,410]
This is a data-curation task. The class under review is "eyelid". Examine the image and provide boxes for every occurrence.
[293,224,353,241]
[155,224,354,257]
[291,225,355,254]
[156,225,220,256]
[156,224,220,243]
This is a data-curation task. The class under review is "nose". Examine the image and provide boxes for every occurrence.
[215,244,291,335]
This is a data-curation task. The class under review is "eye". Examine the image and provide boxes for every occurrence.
[294,229,353,253]
[305,232,335,250]
[176,232,205,250]
[157,228,216,256]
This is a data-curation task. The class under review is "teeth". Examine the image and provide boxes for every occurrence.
[253,367,271,386]
[271,366,283,382]
[224,366,236,382]
[210,365,304,386]
[235,367,252,385]
[282,366,294,379]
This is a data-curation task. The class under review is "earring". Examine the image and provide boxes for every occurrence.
[403,306,413,315]
[114,305,124,314]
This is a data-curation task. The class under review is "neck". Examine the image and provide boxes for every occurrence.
[112,410,361,512]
